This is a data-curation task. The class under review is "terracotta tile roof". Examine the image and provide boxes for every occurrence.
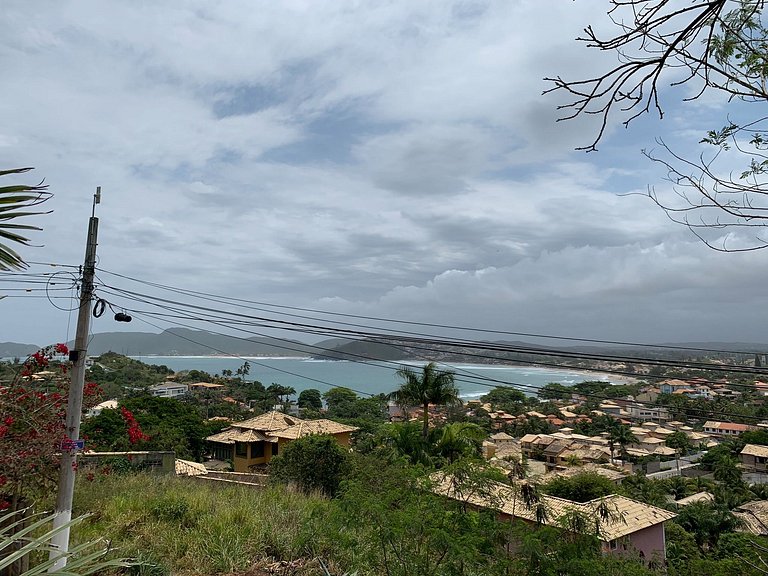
[175,459,208,476]
[431,475,675,541]
[236,411,305,431]
[704,421,752,432]
[741,444,768,458]
[736,501,768,536]
[674,492,713,507]
[269,419,358,440]
[206,428,276,444]
[189,382,225,389]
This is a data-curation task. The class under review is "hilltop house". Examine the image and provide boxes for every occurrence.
[432,474,676,564]
[148,382,189,398]
[206,411,358,472]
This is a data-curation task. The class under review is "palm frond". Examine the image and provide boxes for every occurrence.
[0,167,52,270]
[0,508,132,575]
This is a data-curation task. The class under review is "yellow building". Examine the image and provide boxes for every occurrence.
[206,411,357,472]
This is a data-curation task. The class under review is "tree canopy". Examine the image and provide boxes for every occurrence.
[389,362,460,439]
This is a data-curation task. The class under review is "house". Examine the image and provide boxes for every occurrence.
[432,474,676,563]
[740,444,768,473]
[659,379,691,395]
[703,420,756,437]
[674,492,713,507]
[148,382,189,398]
[206,411,358,472]
[627,404,670,423]
[86,399,118,417]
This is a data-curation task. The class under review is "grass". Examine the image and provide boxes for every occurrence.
[71,474,335,575]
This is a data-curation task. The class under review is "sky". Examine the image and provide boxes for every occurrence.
[2,0,768,347]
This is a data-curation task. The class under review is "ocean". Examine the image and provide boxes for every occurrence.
[132,356,627,399]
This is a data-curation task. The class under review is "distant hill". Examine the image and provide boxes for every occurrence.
[66,328,320,357]
[0,341,40,359]
[4,330,768,363]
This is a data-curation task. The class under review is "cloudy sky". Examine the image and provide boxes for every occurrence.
[2,0,767,347]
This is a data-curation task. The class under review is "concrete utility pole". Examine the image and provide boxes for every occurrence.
[49,187,100,570]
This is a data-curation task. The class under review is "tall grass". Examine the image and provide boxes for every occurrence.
[71,474,333,575]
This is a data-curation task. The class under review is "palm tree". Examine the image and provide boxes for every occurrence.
[430,422,485,464]
[388,362,460,439]
[0,168,51,271]
[608,423,638,463]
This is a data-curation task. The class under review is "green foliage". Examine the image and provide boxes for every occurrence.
[1,508,130,575]
[322,388,388,422]
[388,362,460,438]
[270,435,350,497]
[619,474,672,508]
[429,422,485,465]
[674,501,741,549]
[81,395,211,460]
[298,388,323,411]
[0,167,52,271]
[541,471,617,503]
[71,474,327,575]
[87,352,172,397]
[331,456,508,576]
[666,431,693,455]
[538,382,571,400]
[741,429,768,445]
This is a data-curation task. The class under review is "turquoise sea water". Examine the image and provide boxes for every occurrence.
[132,356,625,399]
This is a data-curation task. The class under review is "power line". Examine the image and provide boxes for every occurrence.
[94,282,768,380]
[94,267,767,356]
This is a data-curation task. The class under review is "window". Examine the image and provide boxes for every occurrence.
[250,442,265,458]
[272,443,279,456]
[235,443,247,458]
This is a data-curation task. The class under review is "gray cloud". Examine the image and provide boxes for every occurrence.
[1,0,763,346]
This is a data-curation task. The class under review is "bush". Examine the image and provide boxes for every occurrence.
[270,435,350,497]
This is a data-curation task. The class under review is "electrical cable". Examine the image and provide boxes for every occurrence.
[93,282,768,380]
[93,267,767,356]
[130,313,374,397]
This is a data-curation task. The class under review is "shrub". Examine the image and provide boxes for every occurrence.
[270,435,350,497]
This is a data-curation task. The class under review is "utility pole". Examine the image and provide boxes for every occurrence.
[49,187,100,571]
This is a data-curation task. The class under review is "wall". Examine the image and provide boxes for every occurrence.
[79,451,175,474]
[627,524,666,562]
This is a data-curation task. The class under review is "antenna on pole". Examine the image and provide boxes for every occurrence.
[92,186,101,217]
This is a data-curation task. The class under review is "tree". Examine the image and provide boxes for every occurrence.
[538,382,571,401]
[541,471,617,503]
[430,422,485,465]
[297,388,323,411]
[375,422,432,467]
[548,1,768,251]
[608,423,638,463]
[0,168,52,270]
[388,362,460,439]
[666,430,694,455]
[269,434,349,497]
[322,387,358,418]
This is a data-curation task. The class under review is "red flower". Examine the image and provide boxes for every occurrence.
[55,343,69,355]
[4,417,14,426]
